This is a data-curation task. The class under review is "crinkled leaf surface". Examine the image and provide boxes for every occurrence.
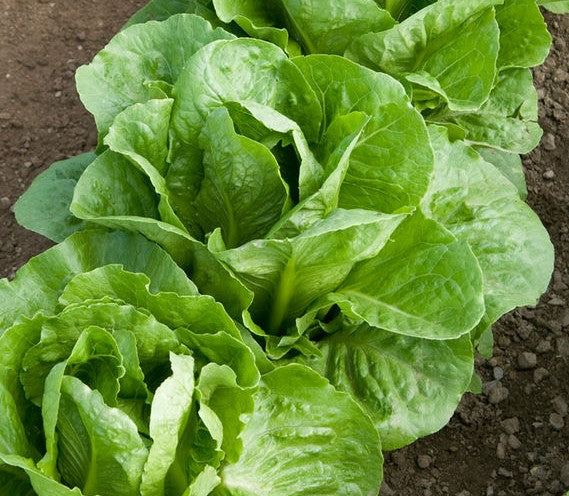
[347,0,502,111]
[300,321,474,450]
[326,210,485,340]
[421,125,554,330]
[218,364,382,495]
[76,14,235,136]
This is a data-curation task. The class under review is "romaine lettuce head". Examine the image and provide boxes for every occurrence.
[0,230,382,495]
[14,12,554,452]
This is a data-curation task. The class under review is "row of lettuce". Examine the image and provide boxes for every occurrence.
[2,0,566,494]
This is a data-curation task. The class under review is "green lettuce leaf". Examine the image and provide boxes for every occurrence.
[421,125,554,336]
[218,364,382,495]
[346,0,502,111]
[300,320,474,450]
[14,152,95,242]
[76,14,235,137]
[326,210,485,340]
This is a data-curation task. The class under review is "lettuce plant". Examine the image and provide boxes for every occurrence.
[0,231,382,495]
[8,0,563,493]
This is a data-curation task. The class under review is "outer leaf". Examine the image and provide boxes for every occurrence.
[328,210,485,340]
[14,152,94,242]
[422,126,554,332]
[169,38,322,154]
[56,376,147,495]
[212,0,395,54]
[475,147,527,199]
[218,209,406,331]
[0,230,195,333]
[196,364,255,463]
[219,364,382,495]
[347,0,502,111]
[293,55,433,213]
[496,0,551,69]
[59,265,241,338]
[538,0,569,13]
[301,322,474,450]
[69,153,253,317]
[428,68,542,154]
[20,303,178,405]
[76,14,235,136]
[105,99,186,230]
[40,327,125,479]
[177,329,260,388]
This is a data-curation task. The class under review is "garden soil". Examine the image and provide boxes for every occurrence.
[0,2,567,495]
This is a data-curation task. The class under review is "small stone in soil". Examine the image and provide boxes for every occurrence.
[542,133,556,150]
[543,169,555,179]
[548,296,565,306]
[493,367,504,380]
[517,352,537,370]
[488,384,509,404]
[0,197,10,209]
[501,417,520,434]
[498,467,513,478]
[535,339,552,353]
[533,367,549,383]
[507,434,521,450]
[560,462,569,486]
[557,337,569,357]
[417,454,432,469]
[552,396,568,417]
[496,442,506,460]
[549,413,565,430]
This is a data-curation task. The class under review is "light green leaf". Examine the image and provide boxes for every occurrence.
[422,125,554,331]
[328,210,485,340]
[59,265,240,339]
[169,38,322,155]
[196,364,255,463]
[141,354,195,496]
[105,99,186,230]
[218,208,406,332]
[194,107,289,246]
[39,327,125,479]
[185,465,221,496]
[219,364,382,495]
[300,321,474,450]
[211,0,291,52]
[14,152,95,242]
[475,147,527,199]
[430,68,542,154]
[0,230,195,333]
[76,14,235,136]
[538,0,569,13]
[496,0,551,69]
[269,112,369,238]
[55,376,147,495]
[20,302,179,405]
[177,330,260,388]
[69,153,252,317]
[212,0,396,55]
[347,0,502,111]
[293,55,433,213]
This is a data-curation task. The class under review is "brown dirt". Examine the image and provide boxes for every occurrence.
[0,2,567,495]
